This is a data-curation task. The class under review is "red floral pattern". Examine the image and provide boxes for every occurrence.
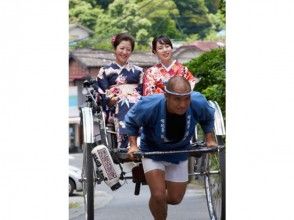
[143,60,197,96]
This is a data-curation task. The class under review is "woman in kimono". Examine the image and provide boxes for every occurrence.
[97,33,143,148]
[143,35,199,96]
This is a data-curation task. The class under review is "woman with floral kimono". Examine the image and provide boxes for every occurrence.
[97,33,143,148]
[143,35,199,96]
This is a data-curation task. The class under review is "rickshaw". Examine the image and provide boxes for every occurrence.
[79,79,225,220]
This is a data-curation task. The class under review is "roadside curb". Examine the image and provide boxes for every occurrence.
[69,190,113,219]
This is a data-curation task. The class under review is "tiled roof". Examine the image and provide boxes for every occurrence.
[70,48,157,67]
[190,41,224,51]
[69,42,225,71]
[69,24,94,34]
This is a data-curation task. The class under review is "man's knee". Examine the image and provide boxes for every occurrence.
[151,191,166,204]
[167,192,185,205]
[167,196,183,205]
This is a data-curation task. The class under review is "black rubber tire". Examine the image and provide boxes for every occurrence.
[69,178,75,196]
[204,153,224,220]
[218,137,226,220]
[194,100,226,220]
[82,144,95,220]
[193,125,225,220]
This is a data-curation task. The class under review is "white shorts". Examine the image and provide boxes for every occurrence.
[141,158,188,182]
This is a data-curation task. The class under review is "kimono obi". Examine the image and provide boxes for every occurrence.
[110,84,138,96]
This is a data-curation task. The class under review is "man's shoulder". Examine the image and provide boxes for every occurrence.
[191,92,208,106]
[129,95,163,121]
[141,94,164,103]
[137,94,164,109]
[191,91,204,99]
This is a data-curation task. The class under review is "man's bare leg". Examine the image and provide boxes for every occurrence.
[166,181,187,205]
[145,169,167,220]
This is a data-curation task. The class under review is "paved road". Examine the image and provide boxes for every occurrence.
[69,153,210,220]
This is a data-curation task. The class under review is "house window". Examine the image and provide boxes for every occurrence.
[69,124,76,148]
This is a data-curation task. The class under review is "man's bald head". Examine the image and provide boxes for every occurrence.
[165,76,192,115]
[165,76,192,95]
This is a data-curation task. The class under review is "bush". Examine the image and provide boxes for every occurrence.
[186,48,225,118]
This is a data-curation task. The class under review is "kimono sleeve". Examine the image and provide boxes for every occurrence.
[183,66,197,90]
[143,67,157,96]
[96,67,111,109]
[135,67,144,95]
[97,67,110,91]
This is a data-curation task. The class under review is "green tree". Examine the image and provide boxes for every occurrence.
[137,0,182,40]
[69,0,103,30]
[69,0,225,50]
[206,0,225,35]
[173,0,212,38]
[85,0,114,9]
[218,0,226,17]
[186,48,225,117]
[205,0,220,14]
[203,10,225,41]
[173,0,225,39]
[91,0,152,49]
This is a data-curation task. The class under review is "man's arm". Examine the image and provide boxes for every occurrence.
[205,132,217,147]
[127,136,139,159]
[192,93,216,147]
[124,99,145,159]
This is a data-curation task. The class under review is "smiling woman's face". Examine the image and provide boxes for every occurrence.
[155,42,173,65]
[115,40,132,66]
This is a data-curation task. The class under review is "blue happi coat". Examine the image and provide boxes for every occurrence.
[124,92,215,163]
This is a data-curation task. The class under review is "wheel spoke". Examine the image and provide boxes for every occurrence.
[203,149,225,220]
[81,143,95,220]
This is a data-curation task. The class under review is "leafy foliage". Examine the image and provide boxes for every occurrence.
[186,48,225,117]
[137,0,181,40]
[69,0,103,30]
[205,0,221,14]
[173,0,211,38]
[69,0,226,50]
[72,0,153,50]
[90,0,114,9]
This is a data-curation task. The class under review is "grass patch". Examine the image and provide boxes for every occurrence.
[69,202,80,209]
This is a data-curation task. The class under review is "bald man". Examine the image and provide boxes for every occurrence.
[125,76,216,220]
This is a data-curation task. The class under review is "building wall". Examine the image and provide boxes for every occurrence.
[69,59,87,81]
[69,85,81,149]
[69,60,102,149]
[69,59,100,81]
[88,67,100,78]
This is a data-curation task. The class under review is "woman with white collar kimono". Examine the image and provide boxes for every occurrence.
[97,33,143,148]
[143,35,199,96]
